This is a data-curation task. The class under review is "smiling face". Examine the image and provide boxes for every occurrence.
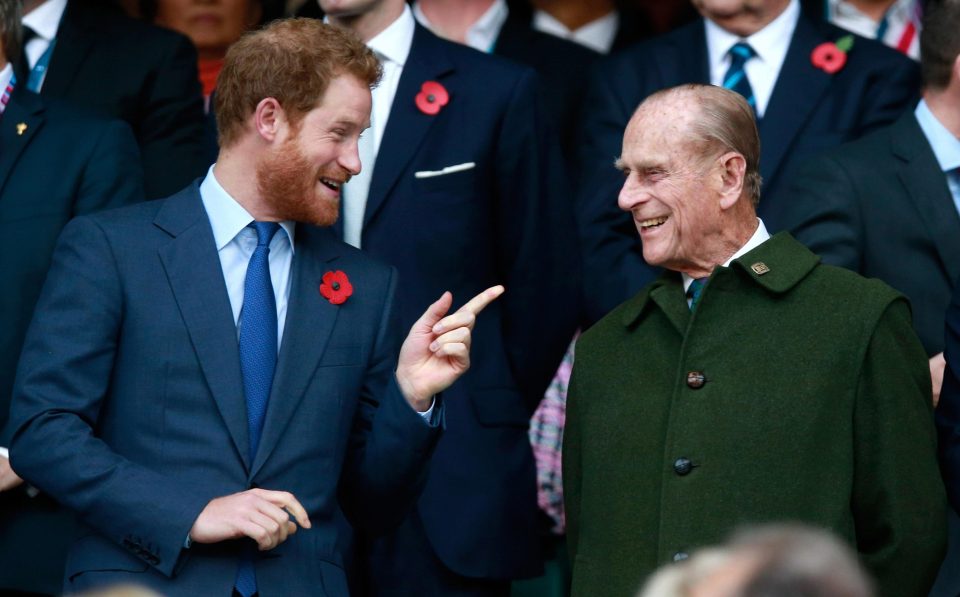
[616,99,728,278]
[691,0,790,36]
[155,0,261,60]
[256,74,371,227]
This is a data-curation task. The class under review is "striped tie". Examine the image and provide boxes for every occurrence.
[723,42,756,111]
[687,278,708,311]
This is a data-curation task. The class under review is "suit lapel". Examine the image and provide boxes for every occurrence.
[250,226,342,479]
[41,0,95,98]
[758,15,831,189]
[155,187,252,469]
[893,114,960,284]
[0,92,44,197]
[362,25,454,230]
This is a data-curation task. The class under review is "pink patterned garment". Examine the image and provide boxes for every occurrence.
[529,336,576,534]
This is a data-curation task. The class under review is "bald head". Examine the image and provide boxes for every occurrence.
[616,85,761,278]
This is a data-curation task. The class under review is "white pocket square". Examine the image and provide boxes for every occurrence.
[414,162,476,179]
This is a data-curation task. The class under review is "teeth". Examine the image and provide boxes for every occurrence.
[320,178,340,190]
[640,216,668,228]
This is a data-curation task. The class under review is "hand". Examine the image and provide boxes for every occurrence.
[931,352,946,408]
[189,488,311,551]
[396,285,505,410]
[0,455,24,493]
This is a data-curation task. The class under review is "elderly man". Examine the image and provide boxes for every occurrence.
[576,0,919,327]
[7,18,499,596]
[563,84,946,597]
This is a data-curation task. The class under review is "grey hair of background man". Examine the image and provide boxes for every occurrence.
[920,0,960,90]
[638,524,874,597]
[639,84,763,207]
[0,0,22,65]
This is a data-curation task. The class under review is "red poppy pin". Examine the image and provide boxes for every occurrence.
[811,34,854,75]
[415,81,449,115]
[319,270,353,305]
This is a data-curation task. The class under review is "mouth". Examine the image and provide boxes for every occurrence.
[319,177,343,193]
[638,216,669,230]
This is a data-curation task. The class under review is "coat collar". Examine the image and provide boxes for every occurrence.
[621,232,820,328]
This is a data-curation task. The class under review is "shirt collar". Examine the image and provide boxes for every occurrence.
[23,0,68,41]
[829,0,916,24]
[705,0,799,73]
[915,100,960,173]
[682,218,771,292]
[531,9,619,54]
[368,3,416,67]
[0,63,12,93]
[413,1,507,53]
[200,165,296,252]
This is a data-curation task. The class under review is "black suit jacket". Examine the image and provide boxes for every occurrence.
[576,14,920,325]
[0,88,143,595]
[342,25,580,580]
[493,14,598,168]
[781,111,957,355]
[38,0,207,199]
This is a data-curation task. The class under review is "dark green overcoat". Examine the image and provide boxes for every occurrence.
[564,233,947,597]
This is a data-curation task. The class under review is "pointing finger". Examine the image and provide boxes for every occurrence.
[455,285,504,318]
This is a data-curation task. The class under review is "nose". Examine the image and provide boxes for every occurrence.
[341,138,362,177]
[617,173,646,212]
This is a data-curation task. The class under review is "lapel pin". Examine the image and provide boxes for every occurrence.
[751,262,770,275]
[16,122,27,136]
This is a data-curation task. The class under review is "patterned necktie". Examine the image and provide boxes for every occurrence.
[687,277,708,311]
[723,42,756,111]
[235,221,280,597]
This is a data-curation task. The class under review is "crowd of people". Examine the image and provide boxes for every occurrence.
[0,0,957,596]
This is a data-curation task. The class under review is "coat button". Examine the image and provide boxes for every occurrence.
[686,371,705,389]
[673,551,689,562]
[674,457,693,476]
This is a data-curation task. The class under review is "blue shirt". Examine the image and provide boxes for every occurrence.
[915,100,960,214]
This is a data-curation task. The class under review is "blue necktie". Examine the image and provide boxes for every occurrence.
[688,278,708,311]
[235,221,280,597]
[723,42,756,111]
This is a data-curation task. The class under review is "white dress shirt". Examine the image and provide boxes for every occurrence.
[828,0,920,60]
[682,218,771,297]
[0,62,12,98]
[532,8,619,54]
[21,0,67,91]
[413,0,508,53]
[705,0,800,119]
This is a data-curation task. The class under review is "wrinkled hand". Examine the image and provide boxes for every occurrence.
[396,285,505,411]
[931,352,946,408]
[0,455,24,493]
[189,488,311,551]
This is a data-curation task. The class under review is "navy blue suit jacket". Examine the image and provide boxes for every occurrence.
[781,111,958,356]
[8,185,441,596]
[0,89,143,595]
[576,14,920,325]
[339,25,580,579]
[36,0,208,199]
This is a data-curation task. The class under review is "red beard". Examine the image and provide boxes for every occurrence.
[255,137,347,228]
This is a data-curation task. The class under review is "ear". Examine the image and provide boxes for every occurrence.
[716,151,747,211]
[254,97,287,143]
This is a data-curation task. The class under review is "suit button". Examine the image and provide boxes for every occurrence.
[686,371,705,389]
[674,457,693,476]
[673,551,689,562]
